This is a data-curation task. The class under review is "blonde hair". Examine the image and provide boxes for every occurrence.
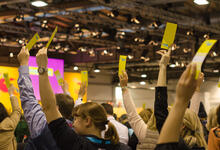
[181,109,207,149]
[206,107,218,131]
[72,102,119,144]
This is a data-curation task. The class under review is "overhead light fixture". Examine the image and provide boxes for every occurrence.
[140,81,146,85]
[149,87,155,90]
[194,0,209,5]
[10,52,14,58]
[128,55,134,60]
[94,69,100,73]
[213,69,219,73]
[31,1,48,7]
[73,66,79,71]
[169,64,176,68]
[141,74,147,78]
[212,51,217,57]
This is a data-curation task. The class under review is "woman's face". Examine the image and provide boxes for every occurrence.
[72,116,88,135]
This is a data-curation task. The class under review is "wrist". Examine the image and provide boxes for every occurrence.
[121,86,128,91]
[159,64,167,68]
[20,62,29,66]
[175,96,189,107]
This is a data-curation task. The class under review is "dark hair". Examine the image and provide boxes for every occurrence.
[101,103,113,115]
[55,94,74,120]
[73,102,119,144]
[217,104,220,125]
[0,103,9,122]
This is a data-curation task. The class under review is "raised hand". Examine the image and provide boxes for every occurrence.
[17,47,30,66]
[78,82,87,98]
[8,84,17,96]
[176,63,197,104]
[61,80,69,94]
[157,47,171,66]
[36,47,48,68]
[119,71,128,88]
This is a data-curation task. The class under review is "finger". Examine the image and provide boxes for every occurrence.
[199,72,204,79]
[167,47,171,56]
[180,64,192,81]
[190,63,197,80]
[156,51,164,56]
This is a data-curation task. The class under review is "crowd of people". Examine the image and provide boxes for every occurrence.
[0,46,219,150]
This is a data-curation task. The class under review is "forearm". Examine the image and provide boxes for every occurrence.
[18,65,47,138]
[189,91,202,114]
[39,74,61,123]
[157,65,167,86]
[122,88,147,140]
[158,99,188,144]
[10,96,21,113]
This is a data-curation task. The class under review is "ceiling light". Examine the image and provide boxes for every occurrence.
[194,0,209,5]
[149,87,155,90]
[140,81,146,85]
[10,52,13,58]
[31,1,48,7]
[94,69,100,73]
[73,66,79,71]
[212,51,217,57]
[213,69,219,73]
[128,55,134,60]
[169,64,176,68]
[141,74,147,78]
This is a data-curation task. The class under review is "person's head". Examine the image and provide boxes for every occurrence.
[181,109,207,149]
[72,102,119,144]
[55,94,74,120]
[139,108,153,124]
[217,104,220,126]
[0,103,9,123]
[206,107,218,131]
[101,103,113,116]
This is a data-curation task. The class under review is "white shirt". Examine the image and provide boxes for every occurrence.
[107,116,129,144]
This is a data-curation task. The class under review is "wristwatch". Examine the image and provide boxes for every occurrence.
[38,67,48,75]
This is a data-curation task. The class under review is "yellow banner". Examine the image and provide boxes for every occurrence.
[46,26,58,48]
[54,70,63,86]
[192,39,217,79]
[26,33,40,51]
[118,55,127,76]
[218,78,220,88]
[142,103,146,110]
[161,22,177,49]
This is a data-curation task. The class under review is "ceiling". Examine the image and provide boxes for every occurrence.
[0,0,219,84]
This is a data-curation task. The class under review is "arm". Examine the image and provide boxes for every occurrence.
[61,80,71,95]
[189,72,204,114]
[154,49,170,133]
[7,86,22,129]
[75,82,86,107]
[158,64,197,143]
[120,72,147,141]
[17,47,47,138]
[36,47,62,123]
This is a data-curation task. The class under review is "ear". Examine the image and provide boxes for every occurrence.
[85,116,93,128]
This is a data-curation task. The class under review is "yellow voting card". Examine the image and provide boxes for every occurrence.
[161,22,177,49]
[54,70,64,86]
[192,39,217,79]
[3,73,10,88]
[218,78,220,88]
[26,33,40,51]
[46,26,58,48]
[118,55,127,76]
[142,103,146,110]
[81,71,88,87]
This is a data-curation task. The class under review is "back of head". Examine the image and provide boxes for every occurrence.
[217,104,220,126]
[206,107,218,131]
[0,103,9,123]
[55,94,74,120]
[101,103,113,116]
[139,108,153,124]
[181,109,207,149]
[73,102,119,144]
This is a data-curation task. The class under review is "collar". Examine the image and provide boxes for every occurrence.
[85,135,111,145]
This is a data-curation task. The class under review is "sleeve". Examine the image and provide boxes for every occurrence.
[7,96,22,129]
[189,91,202,115]
[154,87,168,133]
[18,66,47,138]
[48,118,81,150]
[122,88,148,141]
